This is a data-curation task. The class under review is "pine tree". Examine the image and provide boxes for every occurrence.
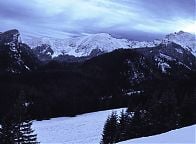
[0,114,16,144]
[101,111,119,144]
[127,109,145,138]
[14,90,38,143]
[15,119,37,143]
[0,90,38,144]
[118,110,132,141]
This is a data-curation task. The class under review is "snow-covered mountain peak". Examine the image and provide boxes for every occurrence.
[165,31,194,40]
[23,32,161,58]
[74,33,131,56]
[23,33,132,57]
[163,31,196,56]
[89,33,112,38]
[22,31,196,58]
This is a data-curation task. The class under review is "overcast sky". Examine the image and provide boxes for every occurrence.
[0,0,195,40]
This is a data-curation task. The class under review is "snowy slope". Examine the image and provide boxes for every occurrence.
[163,31,196,56]
[23,33,131,57]
[23,33,159,57]
[118,125,196,144]
[33,108,125,144]
[33,109,195,144]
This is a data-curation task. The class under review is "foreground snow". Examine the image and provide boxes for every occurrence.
[119,125,196,144]
[33,108,125,144]
[33,108,195,144]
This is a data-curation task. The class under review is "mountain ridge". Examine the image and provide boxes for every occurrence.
[22,31,195,58]
[0,29,195,74]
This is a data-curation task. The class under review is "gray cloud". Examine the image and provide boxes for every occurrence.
[0,0,195,40]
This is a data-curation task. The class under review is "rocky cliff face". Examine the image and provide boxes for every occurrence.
[0,29,39,74]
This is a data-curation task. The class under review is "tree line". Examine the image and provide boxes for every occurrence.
[101,77,196,143]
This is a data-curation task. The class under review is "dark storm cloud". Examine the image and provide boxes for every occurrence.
[0,0,195,40]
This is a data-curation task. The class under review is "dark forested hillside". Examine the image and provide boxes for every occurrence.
[0,30,195,122]
[101,73,196,143]
[0,41,195,121]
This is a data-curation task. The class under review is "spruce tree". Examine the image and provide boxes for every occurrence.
[14,90,38,143]
[0,90,38,144]
[127,109,145,138]
[101,111,119,144]
[0,115,16,144]
[118,110,132,141]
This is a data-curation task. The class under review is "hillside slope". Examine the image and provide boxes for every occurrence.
[33,108,125,143]
[118,125,196,144]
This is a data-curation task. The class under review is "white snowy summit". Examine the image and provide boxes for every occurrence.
[23,33,159,57]
[23,33,132,57]
[68,33,131,57]
[23,31,196,57]
[163,31,196,56]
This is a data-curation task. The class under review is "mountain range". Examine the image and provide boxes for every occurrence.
[0,29,195,120]
[23,31,196,58]
[0,29,195,74]
[0,28,195,144]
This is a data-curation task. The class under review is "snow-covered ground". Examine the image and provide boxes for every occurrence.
[33,108,125,144]
[119,125,196,144]
[33,108,195,144]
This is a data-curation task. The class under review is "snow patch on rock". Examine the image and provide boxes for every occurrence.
[163,31,196,56]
